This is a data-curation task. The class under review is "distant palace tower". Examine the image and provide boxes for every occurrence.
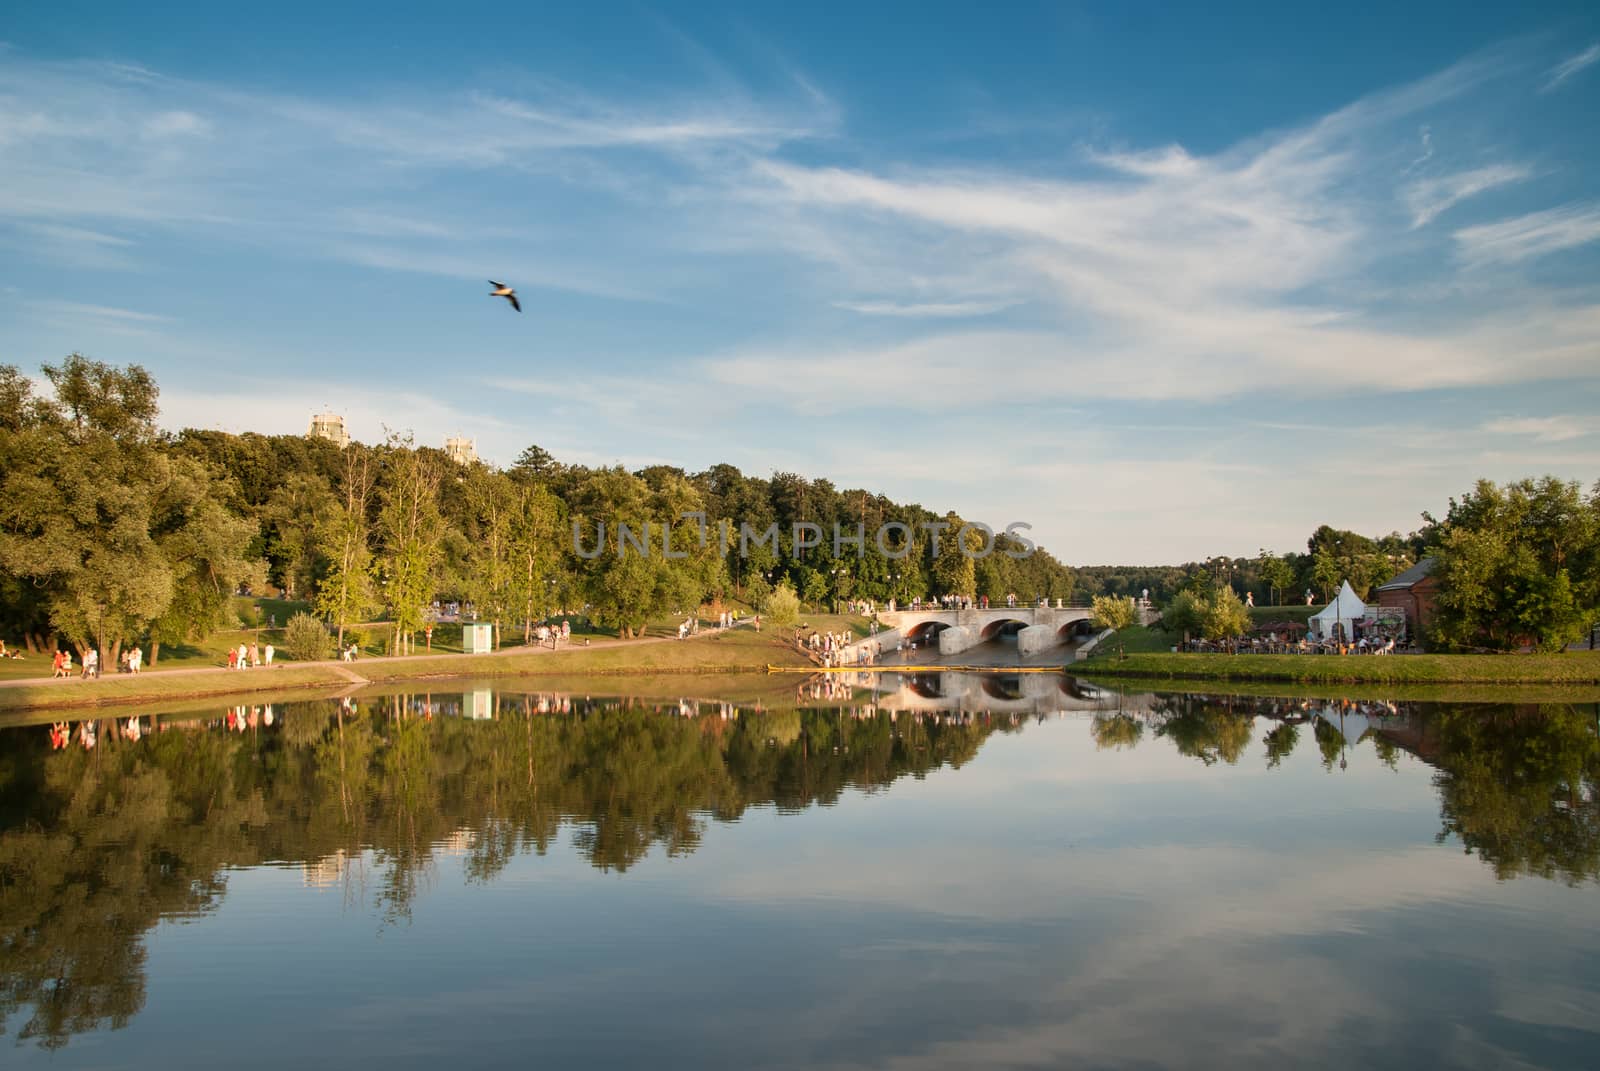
[445,435,478,465]
[308,411,350,448]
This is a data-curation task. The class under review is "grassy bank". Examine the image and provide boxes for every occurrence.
[1078,648,1600,685]
[0,628,813,716]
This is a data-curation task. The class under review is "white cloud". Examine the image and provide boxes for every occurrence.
[1542,43,1600,91]
[1455,203,1600,265]
[1481,415,1592,442]
[833,299,1020,317]
[142,109,211,138]
[1404,163,1531,227]
[31,300,172,323]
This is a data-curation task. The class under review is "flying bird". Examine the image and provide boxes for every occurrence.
[488,280,521,312]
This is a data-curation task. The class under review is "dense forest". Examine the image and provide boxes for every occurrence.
[0,357,1075,660]
[4,357,1595,659]
[1074,523,1432,607]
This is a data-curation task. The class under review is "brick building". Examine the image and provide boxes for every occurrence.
[1374,557,1437,639]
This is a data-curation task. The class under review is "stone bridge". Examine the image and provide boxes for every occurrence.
[873,604,1098,658]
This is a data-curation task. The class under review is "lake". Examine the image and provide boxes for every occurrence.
[2,673,1596,1069]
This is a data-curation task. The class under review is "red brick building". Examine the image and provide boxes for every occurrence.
[1374,557,1437,639]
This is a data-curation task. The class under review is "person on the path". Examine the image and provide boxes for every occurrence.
[263,643,274,666]
[82,648,99,679]
[227,647,238,670]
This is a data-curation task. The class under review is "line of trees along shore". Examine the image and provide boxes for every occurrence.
[1078,480,1600,653]
[0,357,1075,661]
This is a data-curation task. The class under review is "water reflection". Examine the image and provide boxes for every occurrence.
[1,674,1597,1057]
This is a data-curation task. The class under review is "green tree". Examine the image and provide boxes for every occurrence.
[931,513,977,596]
[1259,551,1295,606]
[1161,590,1205,640]
[0,357,242,664]
[375,434,444,654]
[1202,585,1251,640]
[1429,477,1600,652]
[1091,594,1137,630]
[148,460,264,665]
[314,446,376,649]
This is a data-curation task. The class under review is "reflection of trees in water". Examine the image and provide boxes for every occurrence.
[4,691,1596,1048]
[0,696,998,1048]
[1263,723,1299,769]
[1149,697,1254,766]
[1091,714,1143,751]
[1429,704,1600,887]
[1086,693,1600,886]
[0,727,249,1049]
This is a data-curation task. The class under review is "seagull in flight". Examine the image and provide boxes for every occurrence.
[488,280,521,312]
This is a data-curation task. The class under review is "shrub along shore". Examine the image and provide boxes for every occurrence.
[1076,649,1600,685]
[0,629,813,716]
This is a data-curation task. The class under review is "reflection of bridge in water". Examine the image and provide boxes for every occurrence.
[825,670,1159,717]
[848,605,1109,665]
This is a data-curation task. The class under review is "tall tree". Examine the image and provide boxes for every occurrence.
[0,357,233,663]
[314,445,376,649]
[375,434,444,654]
[147,458,265,664]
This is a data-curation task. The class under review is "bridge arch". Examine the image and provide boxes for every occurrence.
[906,620,950,646]
[979,617,1030,641]
[1057,618,1097,640]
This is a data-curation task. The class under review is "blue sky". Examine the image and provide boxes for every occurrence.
[2,2,1597,564]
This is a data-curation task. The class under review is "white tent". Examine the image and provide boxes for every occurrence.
[1308,581,1366,641]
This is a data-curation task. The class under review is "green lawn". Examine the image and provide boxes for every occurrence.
[1247,604,1317,625]
[1086,625,1175,656]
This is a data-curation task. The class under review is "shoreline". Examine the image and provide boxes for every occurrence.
[1075,650,1600,686]
[0,629,816,716]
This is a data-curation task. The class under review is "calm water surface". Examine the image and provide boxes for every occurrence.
[2,674,1597,1069]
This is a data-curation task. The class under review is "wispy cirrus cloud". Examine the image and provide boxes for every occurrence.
[1404,163,1531,227]
[1454,202,1600,265]
[1481,415,1592,442]
[1542,43,1599,91]
[833,298,1021,318]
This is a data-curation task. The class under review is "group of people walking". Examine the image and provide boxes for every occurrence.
[226,641,274,669]
[49,645,149,678]
[678,611,745,640]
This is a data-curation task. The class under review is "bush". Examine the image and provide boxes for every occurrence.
[282,613,332,662]
[763,582,802,626]
[1160,587,1249,641]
